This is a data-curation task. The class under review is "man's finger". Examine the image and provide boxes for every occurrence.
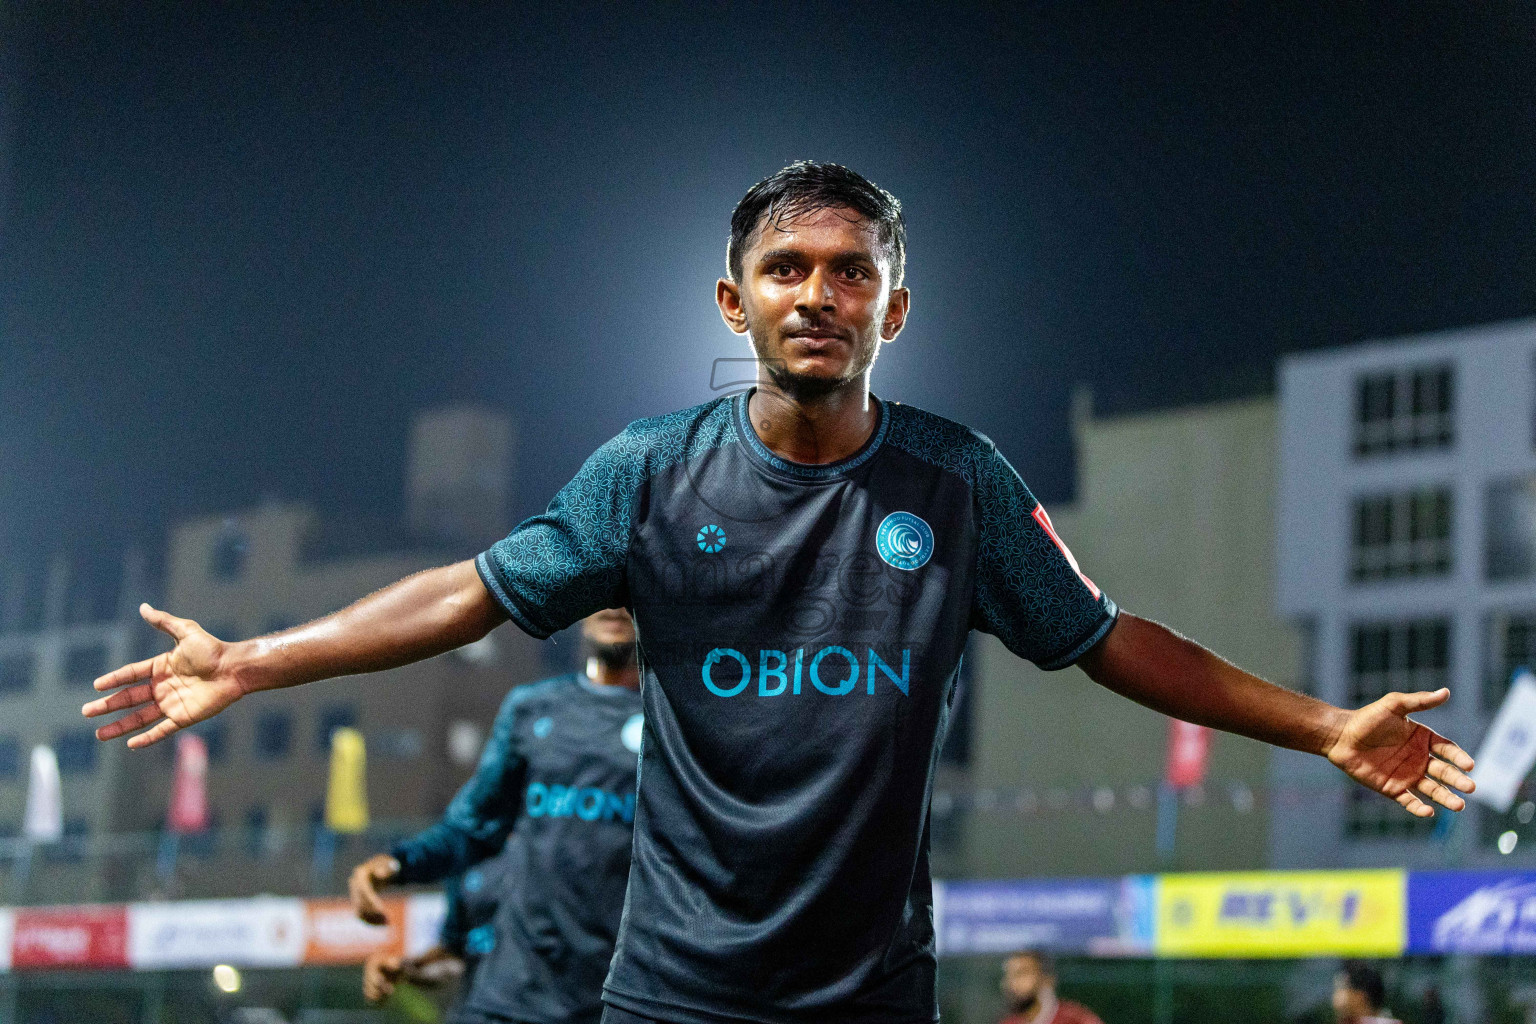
[126,716,181,750]
[140,604,197,642]
[92,657,157,693]
[1430,736,1475,773]
[1426,756,1476,794]
[94,705,165,742]
[1417,776,1465,813]
[83,683,155,720]
[1383,688,1451,716]
[1395,789,1434,818]
[351,871,387,925]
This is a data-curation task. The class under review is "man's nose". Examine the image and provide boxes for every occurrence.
[795,267,835,313]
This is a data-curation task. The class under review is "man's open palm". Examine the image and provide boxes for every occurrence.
[1325,688,1475,817]
[82,604,244,748]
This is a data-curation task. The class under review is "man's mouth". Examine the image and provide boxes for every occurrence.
[785,330,846,348]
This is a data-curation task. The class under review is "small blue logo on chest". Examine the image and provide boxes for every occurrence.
[532,716,554,739]
[697,524,727,553]
[876,512,934,570]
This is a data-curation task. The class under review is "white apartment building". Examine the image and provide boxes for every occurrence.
[0,550,153,901]
[1275,317,1536,867]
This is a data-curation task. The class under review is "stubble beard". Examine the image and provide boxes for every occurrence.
[749,323,881,404]
[590,640,636,671]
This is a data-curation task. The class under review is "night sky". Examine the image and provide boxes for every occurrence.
[4,4,1535,578]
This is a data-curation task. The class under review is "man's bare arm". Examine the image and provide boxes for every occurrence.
[1078,611,1475,816]
[84,559,506,748]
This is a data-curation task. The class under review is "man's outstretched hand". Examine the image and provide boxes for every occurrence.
[1324,688,1476,817]
[82,604,245,749]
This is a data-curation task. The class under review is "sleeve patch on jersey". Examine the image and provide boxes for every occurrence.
[1032,504,1101,600]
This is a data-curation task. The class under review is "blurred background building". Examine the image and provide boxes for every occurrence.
[954,389,1299,881]
[1275,317,1536,869]
[0,550,154,903]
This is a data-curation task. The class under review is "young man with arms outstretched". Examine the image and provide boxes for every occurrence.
[357,608,642,1024]
[88,162,1475,1024]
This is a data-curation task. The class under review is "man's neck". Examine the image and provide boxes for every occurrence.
[747,376,878,466]
[586,658,640,691]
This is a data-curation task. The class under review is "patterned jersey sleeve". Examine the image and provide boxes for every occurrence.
[476,430,644,638]
[969,442,1118,669]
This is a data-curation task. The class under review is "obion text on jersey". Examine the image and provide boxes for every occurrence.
[700,646,911,698]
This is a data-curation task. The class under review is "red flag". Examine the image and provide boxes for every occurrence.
[168,734,210,834]
[1164,719,1210,790]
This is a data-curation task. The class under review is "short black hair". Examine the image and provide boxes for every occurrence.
[1007,950,1055,978]
[1340,961,1385,1010]
[727,161,906,287]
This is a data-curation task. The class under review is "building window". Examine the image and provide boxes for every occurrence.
[254,711,292,761]
[190,722,227,763]
[1346,617,1446,846]
[1345,787,1435,841]
[41,818,89,864]
[1486,611,1536,710]
[1295,617,1319,697]
[183,811,221,859]
[317,704,358,754]
[210,525,250,581]
[1351,488,1453,582]
[0,654,32,694]
[63,644,107,686]
[1353,364,1454,457]
[54,730,98,774]
[244,805,269,859]
[0,738,19,779]
[1349,619,1451,707]
[1487,477,1536,582]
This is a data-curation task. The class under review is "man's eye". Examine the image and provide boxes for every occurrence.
[842,267,868,280]
[771,265,795,277]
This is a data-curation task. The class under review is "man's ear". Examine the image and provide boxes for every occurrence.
[716,278,749,335]
[881,287,911,341]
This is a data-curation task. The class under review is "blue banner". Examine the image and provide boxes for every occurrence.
[1408,871,1536,954]
[935,876,1153,956]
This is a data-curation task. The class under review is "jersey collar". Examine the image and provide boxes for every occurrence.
[732,388,889,482]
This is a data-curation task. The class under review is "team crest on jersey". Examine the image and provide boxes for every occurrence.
[621,713,644,754]
[696,524,727,553]
[875,511,934,570]
[533,716,554,739]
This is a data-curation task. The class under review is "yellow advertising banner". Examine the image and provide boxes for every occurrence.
[1155,870,1406,958]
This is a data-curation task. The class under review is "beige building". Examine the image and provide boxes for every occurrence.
[0,551,153,903]
[954,392,1301,880]
[106,405,552,899]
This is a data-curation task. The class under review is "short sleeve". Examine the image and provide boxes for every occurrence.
[477,431,643,638]
[969,443,1118,669]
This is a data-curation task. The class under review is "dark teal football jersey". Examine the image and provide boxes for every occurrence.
[477,392,1116,1024]
[392,674,643,1024]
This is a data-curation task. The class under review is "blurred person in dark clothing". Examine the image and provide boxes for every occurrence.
[999,951,1102,1024]
[1419,985,1445,1024]
[352,608,641,1024]
[1333,962,1401,1024]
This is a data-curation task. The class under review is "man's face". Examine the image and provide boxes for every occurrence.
[581,608,636,647]
[1000,954,1047,1010]
[717,205,909,398]
[1332,976,1368,1021]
